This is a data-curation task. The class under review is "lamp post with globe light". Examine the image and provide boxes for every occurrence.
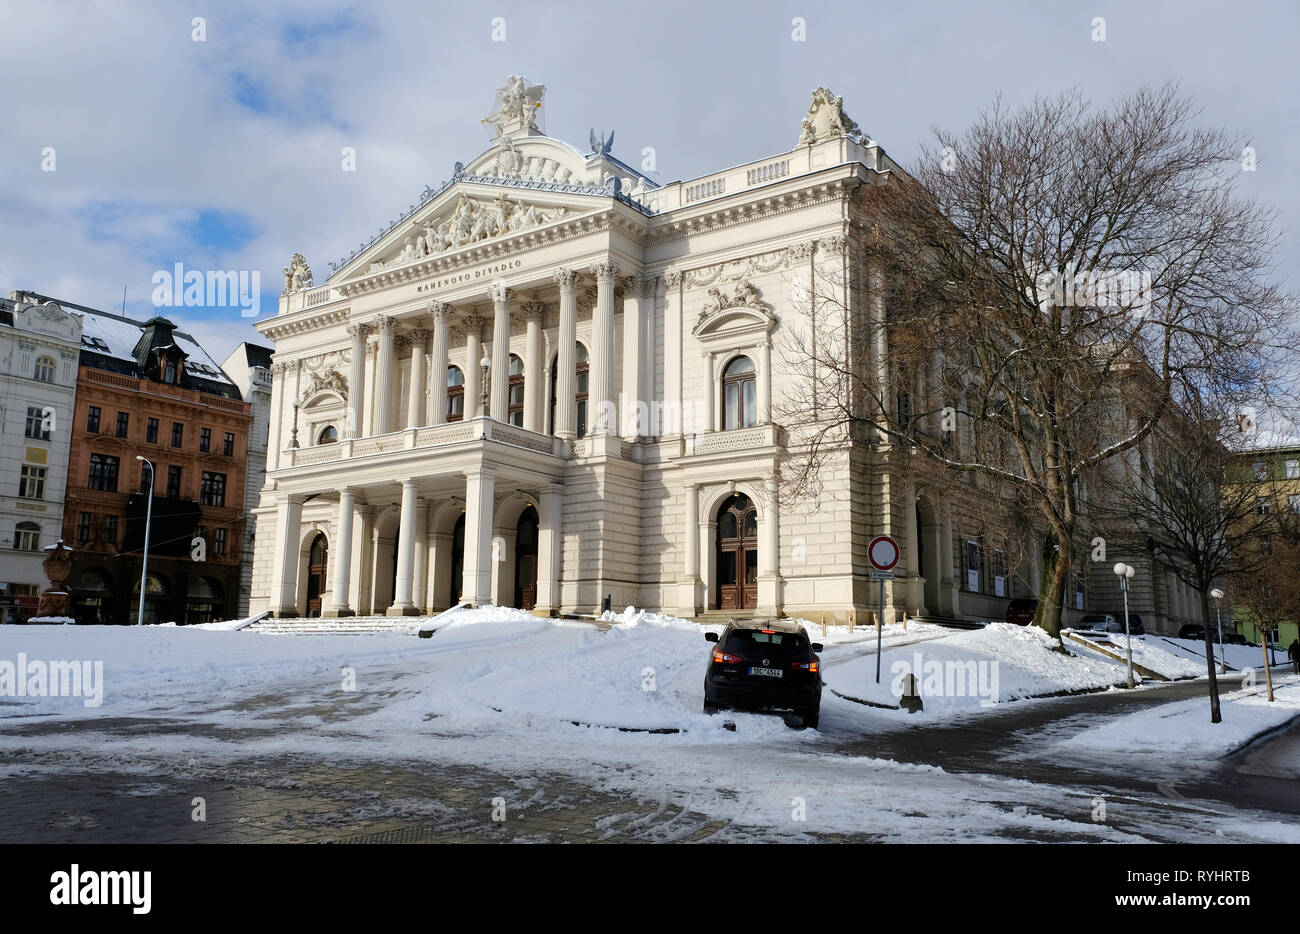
[1114,563,1136,688]
[1210,587,1226,675]
[480,352,491,417]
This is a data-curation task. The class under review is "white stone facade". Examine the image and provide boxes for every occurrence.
[220,342,273,617]
[0,293,82,621]
[250,79,1165,629]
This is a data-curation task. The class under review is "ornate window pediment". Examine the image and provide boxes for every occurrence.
[300,369,348,404]
[692,280,776,341]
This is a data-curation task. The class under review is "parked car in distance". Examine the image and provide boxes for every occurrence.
[1179,623,1206,640]
[1077,612,1145,636]
[703,620,823,729]
[1224,633,1250,645]
[1006,598,1038,626]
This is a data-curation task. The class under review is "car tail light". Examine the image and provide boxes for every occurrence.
[792,660,819,673]
[712,648,743,664]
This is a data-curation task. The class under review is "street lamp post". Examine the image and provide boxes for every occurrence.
[1114,563,1136,688]
[1210,587,1226,675]
[479,352,490,417]
[135,456,155,626]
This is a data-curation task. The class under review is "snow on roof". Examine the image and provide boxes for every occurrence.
[76,307,232,385]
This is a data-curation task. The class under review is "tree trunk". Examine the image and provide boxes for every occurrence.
[1199,589,1221,723]
[1262,634,1276,702]
[1034,539,1068,638]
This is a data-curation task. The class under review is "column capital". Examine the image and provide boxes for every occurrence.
[591,261,621,281]
[520,300,546,319]
[462,313,485,333]
[284,492,310,506]
[428,301,451,321]
[488,281,512,305]
[552,267,578,290]
[407,327,431,345]
[663,269,684,288]
[346,322,372,340]
[375,314,397,335]
[640,275,659,299]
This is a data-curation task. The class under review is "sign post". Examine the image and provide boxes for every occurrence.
[868,535,899,683]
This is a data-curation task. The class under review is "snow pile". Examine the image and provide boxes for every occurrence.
[1067,632,1211,681]
[823,622,1129,712]
[1058,675,1300,758]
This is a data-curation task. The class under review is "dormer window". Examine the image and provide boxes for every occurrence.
[164,361,176,384]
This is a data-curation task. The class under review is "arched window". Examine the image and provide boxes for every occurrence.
[13,521,40,551]
[548,343,590,438]
[132,573,169,626]
[722,356,757,430]
[508,354,525,427]
[317,426,339,445]
[34,356,56,382]
[447,365,465,422]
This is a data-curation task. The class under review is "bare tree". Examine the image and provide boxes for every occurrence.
[780,84,1297,637]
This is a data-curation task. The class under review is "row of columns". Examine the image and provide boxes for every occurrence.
[339,263,643,442]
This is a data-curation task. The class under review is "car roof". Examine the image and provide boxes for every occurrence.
[725,619,807,635]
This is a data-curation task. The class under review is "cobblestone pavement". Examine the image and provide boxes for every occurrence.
[0,741,873,844]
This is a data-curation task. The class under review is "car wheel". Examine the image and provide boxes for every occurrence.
[703,700,721,715]
[801,708,820,730]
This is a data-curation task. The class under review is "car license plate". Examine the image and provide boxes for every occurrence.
[749,666,782,678]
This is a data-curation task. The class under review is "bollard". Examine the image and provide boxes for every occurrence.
[900,672,923,713]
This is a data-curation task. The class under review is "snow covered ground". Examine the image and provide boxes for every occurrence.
[4,608,1298,842]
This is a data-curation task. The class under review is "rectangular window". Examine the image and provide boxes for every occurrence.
[104,514,118,545]
[86,406,101,433]
[24,407,50,440]
[1075,574,1085,611]
[166,465,182,499]
[1253,461,1268,480]
[87,453,119,492]
[1256,497,1271,515]
[116,411,129,438]
[1287,459,1300,481]
[223,432,235,457]
[19,465,46,499]
[214,528,227,556]
[146,417,159,444]
[965,540,981,592]
[200,428,211,453]
[13,525,39,551]
[76,512,92,543]
[992,548,1007,598]
[1289,494,1300,515]
[139,462,150,493]
[200,471,227,507]
[171,422,184,447]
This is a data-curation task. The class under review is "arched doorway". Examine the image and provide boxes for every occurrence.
[132,573,169,625]
[185,576,224,625]
[449,514,466,603]
[514,506,539,610]
[73,568,114,625]
[306,533,328,618]
[716,493,758,610]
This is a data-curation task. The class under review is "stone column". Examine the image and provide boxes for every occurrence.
[663,271,683,437]
[700,351,715,434]
[373,315,395,434]
[412,494,428,612]
[388,480,420,615]
[325,487,356,617]
[267,361,286,468]
[463,314,484,420]
[346,323,369,439]
[489,283,511,422]
[757,479,782,617]
[553,268,578,440]
[678,483,701,617]
[537,484,563,615]
[939,505,957,616]
[462,469,495,606]
[590,262,618,435]
[757,338,772,425]
[406,327,429,430]
[522,301,545,432]
[620,275,643,439]
[429,302,450,426]
[355,505,375,614]
[270,494,305,617]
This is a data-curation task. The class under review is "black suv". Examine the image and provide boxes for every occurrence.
[703,621,824,728]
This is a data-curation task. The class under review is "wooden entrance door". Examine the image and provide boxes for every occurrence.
[306,533,327,617]
[716,494,758,610]
[514,506,539,610]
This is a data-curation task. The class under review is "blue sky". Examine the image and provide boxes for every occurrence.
[0,0,1296,364]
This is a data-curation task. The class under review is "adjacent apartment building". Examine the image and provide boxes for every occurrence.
[0,293,83,622]
[220,341,274,617]
[13,293,254,625]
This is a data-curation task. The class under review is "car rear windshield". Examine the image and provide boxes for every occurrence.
[1079,614,1109,624]
[725,630,809,655]
[1009,599,1037,610]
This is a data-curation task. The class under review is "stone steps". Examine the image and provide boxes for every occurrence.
[248,616,428,636]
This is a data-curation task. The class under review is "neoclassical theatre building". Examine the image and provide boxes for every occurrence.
[251,77,1109,626]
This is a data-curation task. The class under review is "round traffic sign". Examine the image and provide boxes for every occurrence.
[868,535,899,571]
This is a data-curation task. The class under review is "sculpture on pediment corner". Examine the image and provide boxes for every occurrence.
[282,252,314,292]
[482,75,545,138]
[496,136,522,176]
[797,87,867,147]
[589,129,614,156]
